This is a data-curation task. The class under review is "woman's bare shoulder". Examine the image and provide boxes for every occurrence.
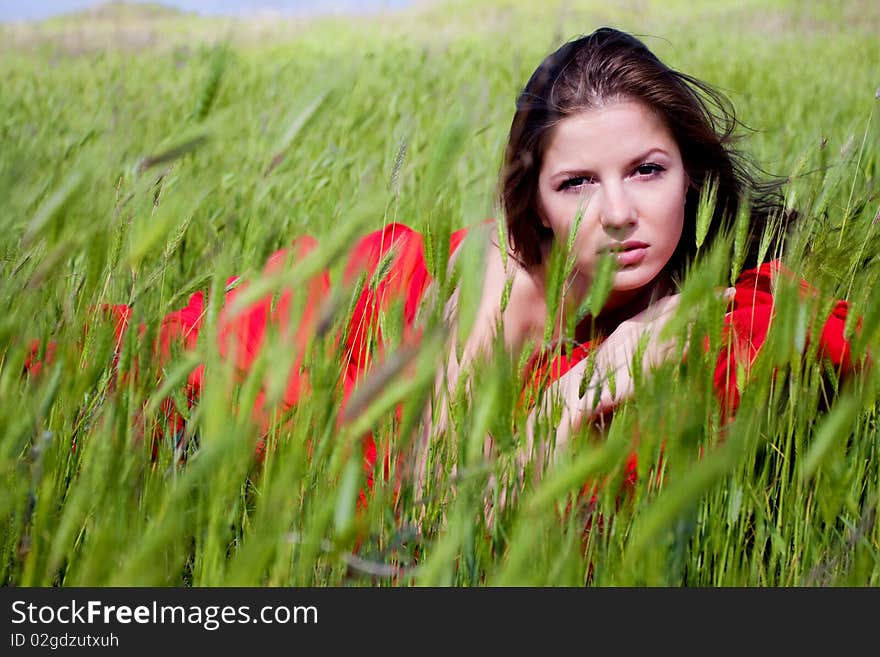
[480,230,546,348]
[432,223,546,350]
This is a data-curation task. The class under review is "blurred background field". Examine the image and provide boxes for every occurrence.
[1,0,878,586]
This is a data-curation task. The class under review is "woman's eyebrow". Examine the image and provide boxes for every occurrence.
[548,148,672,181]
[550,167,596,179]
[627,148,672,167]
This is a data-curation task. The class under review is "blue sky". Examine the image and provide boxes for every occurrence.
[0,0,412,22]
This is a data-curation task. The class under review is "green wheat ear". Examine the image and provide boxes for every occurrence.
[757,208,782,265]
[730,194,751,285]
[22,171,86,248]
[695,176,718,251]
[540,206,584,344]
[264,90,330,176]
[580,250,616,322]
[192,44,229,123]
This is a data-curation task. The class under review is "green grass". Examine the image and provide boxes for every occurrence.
[1,0,878,586]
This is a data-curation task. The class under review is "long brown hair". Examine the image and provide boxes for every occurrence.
[499,27,789,276]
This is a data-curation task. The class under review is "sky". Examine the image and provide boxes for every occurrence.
[0,0,413,22]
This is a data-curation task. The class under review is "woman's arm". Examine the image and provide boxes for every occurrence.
[435,226,546,423]
[413,228,544,494]
[532,292,687,456]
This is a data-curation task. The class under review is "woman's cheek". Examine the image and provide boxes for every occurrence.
[573,234,598,273]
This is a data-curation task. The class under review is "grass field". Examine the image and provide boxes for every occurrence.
[1,0,878,586]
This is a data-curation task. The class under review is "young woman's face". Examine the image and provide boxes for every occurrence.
[537,100,688,308]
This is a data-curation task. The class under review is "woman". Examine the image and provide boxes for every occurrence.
[427,27,853,466]
[25,28,854,496]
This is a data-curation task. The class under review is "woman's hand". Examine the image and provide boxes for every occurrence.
[549,293,686,450]
[552,286,736,447]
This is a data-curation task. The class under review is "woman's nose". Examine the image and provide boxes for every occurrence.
[599,184,637,236]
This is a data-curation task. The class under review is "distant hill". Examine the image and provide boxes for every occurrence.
[48,1,189,24]
[2,1,204,55]
[1,0,425,54]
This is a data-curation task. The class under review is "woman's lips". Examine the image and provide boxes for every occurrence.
[615,246,647,266]
[602,241,649,266]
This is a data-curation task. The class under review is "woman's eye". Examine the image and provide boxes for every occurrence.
[635,163,664,177]
[560,176,595,190]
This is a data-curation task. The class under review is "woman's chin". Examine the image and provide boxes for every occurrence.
[611,266,663,292]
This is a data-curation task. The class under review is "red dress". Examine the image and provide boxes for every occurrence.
[25,223,856,496]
